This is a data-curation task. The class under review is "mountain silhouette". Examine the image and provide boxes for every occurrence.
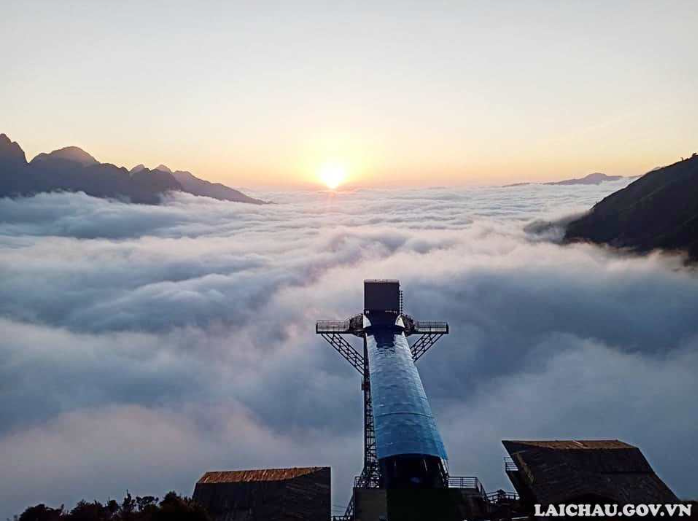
[503,172,631,188]
[0,134,27,166]
[565,154,698,261]
[154,164,173,174]
[172,170,265,204]
[546,173,625,185]
[31,146,99,167]
[0,134,265,205]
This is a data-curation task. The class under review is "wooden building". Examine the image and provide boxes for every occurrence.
[502,440,678,508]
[193,466,330,521]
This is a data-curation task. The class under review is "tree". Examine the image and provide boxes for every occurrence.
[17,493,210,521]
[18,505,63,521]
[153,492,210,521]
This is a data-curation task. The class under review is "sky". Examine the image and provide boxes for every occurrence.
[1,181,697,517]
[2,0,697,187]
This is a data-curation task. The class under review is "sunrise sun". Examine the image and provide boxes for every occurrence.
[318,162,348,190]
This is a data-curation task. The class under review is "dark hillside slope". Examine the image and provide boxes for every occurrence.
[565,155,698,260]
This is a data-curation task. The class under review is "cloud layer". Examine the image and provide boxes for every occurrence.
[1,181,697,517]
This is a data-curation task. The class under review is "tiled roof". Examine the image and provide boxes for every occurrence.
[197,467,325,484]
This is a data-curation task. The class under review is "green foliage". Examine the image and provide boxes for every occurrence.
[17,493,210,521]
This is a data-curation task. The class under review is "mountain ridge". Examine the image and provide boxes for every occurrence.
[129,164,147,175]
[171,169,263,205]
[0,134,266,205]
[31,146,99,167]
[565,154,698,261]
[504,172,634,188]
[0,134,27,166]
[546,173,625,186]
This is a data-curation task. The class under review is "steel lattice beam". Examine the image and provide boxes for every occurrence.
[320,333,379,519]
[357,341,380,488]
[410,333,445,362]
[342,344,380,519]
[320,333,364,374]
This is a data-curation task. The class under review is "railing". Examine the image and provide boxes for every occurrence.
[504,457,518,473]
[316,320,352,334]
[318,318,448,335]
[448,476,486,497]
[355,474,488,491]
[486,490,519,504]
[413,321,449,334]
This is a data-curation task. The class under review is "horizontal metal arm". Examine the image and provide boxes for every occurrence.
[320,333,364,374]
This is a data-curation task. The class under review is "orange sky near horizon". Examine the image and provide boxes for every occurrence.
[2,1,697,189]
[8,129,690,189]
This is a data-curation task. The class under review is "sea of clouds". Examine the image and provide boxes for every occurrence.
[1,180,697,517]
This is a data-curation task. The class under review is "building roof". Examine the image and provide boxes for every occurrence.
[197,467,326,484]
[504,439,634,450]
[502,440,677,505]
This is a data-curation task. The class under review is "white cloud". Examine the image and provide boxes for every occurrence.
[1,181,696,516]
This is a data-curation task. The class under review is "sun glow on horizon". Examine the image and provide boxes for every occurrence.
[318,162,348,190]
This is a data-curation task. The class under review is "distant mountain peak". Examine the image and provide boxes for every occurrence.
[504,172,627,188]
[545,173,624,186]
[130,164,147,174]
[154,164,172,173]
[583,172,608,180]
[31,146,98,167]
[0,133,27,165]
